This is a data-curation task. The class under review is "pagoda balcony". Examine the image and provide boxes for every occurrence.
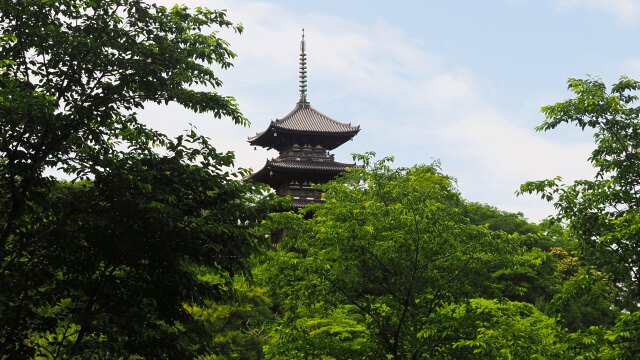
[276,153,335,161]
[277,145,333,161]
[276,187,322,199]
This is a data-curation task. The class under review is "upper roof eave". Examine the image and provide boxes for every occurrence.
[247,103,360,145]
[275,103,359,133]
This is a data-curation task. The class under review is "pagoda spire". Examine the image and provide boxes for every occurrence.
[299,28,309,107]
[247,29,361,208]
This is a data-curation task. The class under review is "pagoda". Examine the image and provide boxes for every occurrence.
[248,30,360,207]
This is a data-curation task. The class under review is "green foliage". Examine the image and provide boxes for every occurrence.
[259,154,521,359]
[600,310,640,359]
[4,2,633,356]
[2,125,276,359]
[492,246,559,304]
[560,310,640,360]
[255,153,624,358]
[519,75,640,358]
[464,202,539,236]
[422,299,569,359]
[462,203,611,328]
[550,266,618,331]
[187,277,273,359]
[264,304,371,359]
[520,76,640,311]
[0,0,277,357]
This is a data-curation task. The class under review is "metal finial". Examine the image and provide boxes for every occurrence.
[299,28,308,107]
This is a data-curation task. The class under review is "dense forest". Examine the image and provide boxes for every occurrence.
[1,1,640,359]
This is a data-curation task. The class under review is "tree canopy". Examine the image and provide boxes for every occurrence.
[2,0,640,358]
[253,154,611,359]
[0,0,277,358]
[521,76,640,359]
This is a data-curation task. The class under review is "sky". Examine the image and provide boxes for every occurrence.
[145,0,640,221]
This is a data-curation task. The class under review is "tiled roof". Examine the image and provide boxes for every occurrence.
[248,103,360,145]
[291,198,324,208]
[274,104,360,134]
[267,159,355,172]
[246,159,358,183]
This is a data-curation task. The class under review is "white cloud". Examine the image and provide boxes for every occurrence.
[437,106,594,219]
[551,0,640,25]
[142,0,594,221]
[625,57,640,78]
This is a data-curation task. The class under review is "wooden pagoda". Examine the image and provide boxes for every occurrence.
[248,30,360,207]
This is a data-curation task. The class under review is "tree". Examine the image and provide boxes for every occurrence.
[0,0,247,258]
[520,76,640,311]
[185,276,274,359]
[256,153,622,359]
[421,299,570,359]
[519,76,640,359]
[0,1,276,357]
[463,202,539,236]
[258,154,515,359]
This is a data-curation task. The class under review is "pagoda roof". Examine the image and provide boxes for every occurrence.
[248,103,360,150]
[247,158,356,185]
[291,198,320,207]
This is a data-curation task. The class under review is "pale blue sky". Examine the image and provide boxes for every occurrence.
[146,0,640,221]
